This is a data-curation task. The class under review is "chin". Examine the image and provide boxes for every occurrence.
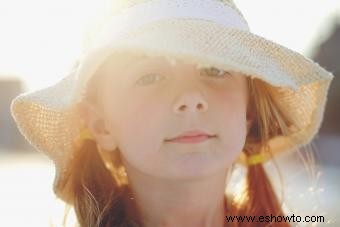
[168,158,228,180]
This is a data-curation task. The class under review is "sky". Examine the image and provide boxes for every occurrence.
[0,0,339,91]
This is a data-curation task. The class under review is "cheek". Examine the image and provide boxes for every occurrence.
[215,90,248,156]
[111,98,165,168]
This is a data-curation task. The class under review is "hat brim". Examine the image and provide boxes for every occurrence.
[11,19,333,201]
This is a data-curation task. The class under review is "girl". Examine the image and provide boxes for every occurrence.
[10,0,334,226]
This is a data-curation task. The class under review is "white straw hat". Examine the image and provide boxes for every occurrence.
[10,0,334,201]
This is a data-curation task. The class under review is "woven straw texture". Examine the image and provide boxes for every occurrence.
[10,0,334,201]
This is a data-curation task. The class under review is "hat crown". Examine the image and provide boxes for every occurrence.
[112,0,244,19]
[83,0,247,51]
[112,0,238,11]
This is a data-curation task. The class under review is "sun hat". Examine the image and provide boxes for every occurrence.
[10,0,334,202]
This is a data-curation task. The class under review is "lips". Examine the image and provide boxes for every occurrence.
[165,130,216,142]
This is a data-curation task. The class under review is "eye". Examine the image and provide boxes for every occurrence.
[135,73,166,86]
[201,67,231,79]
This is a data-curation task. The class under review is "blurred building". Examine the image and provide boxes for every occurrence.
[309,17,340,167]
[0,78,34,152]
[312,19,340,135]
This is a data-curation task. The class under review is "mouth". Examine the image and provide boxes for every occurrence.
[165,130,217,144]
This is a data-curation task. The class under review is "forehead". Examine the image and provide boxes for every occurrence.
[98,52,176,71]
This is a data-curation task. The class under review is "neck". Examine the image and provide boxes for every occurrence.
[123,169,229,227]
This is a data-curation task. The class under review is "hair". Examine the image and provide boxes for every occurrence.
[57,73,317,227]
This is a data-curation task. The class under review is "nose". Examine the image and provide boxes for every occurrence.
[172,90,208,114]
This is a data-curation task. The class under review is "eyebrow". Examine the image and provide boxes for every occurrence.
[125,56,170,69]
[121,55,148,68]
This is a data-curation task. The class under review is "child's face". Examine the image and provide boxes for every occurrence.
[85,52,251,180]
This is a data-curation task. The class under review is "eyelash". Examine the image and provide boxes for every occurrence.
[136,73,166,86]
[135,67,231,86]
[202,67,231,78]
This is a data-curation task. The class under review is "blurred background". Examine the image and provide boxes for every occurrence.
[0,0,339,226]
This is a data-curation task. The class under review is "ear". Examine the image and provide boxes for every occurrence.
[76,101,118,151]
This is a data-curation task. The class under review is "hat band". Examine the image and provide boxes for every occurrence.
[91,0,249,47]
